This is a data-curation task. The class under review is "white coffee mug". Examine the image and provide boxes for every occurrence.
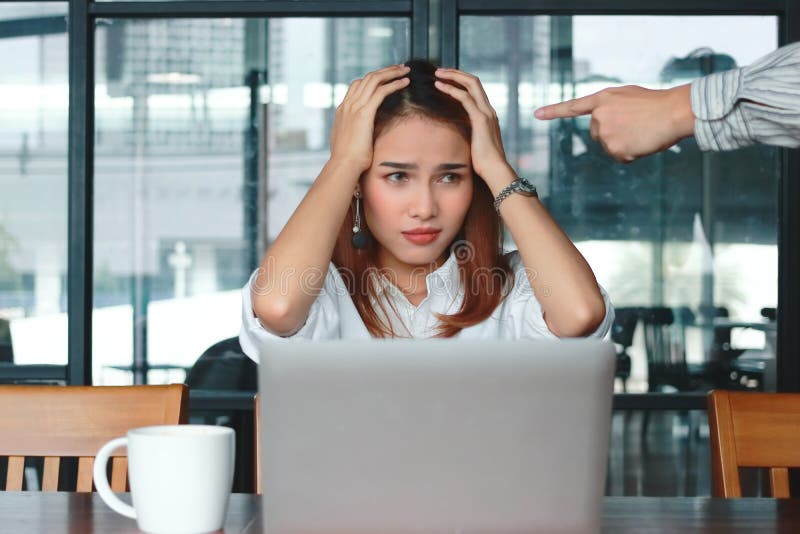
[93,424,235,534]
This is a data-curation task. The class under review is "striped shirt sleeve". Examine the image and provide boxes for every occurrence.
[690,41,800,151]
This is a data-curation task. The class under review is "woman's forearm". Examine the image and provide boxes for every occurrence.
[251,158,361,335]
[487,165,606,337]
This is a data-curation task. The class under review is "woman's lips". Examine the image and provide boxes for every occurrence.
[402,231,441,245]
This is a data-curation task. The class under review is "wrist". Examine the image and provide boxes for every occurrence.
[480,163,518,197]
[667,84,695,140]
[325,156,368,180]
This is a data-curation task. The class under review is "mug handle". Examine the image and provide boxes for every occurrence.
[93,437,137,519]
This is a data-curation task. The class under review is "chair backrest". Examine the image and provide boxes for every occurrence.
[254,393,261,495]
[672,305,696,353]
[642,306,698,392]
[640,307,677,364]
[610,307,640,349]
[707,390,800,497]
[0,384,188,492]
[186,337,257,391]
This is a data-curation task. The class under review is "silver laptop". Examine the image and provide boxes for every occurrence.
[258,339,615,534]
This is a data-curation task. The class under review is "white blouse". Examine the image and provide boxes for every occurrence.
[239,249,614,362]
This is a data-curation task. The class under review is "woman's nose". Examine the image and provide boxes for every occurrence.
[408,186,438,219]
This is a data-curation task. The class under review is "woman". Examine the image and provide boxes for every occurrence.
[240,60,613,360]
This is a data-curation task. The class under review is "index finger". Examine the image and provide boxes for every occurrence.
[534,93,598,120]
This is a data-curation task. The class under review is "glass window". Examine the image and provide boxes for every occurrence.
[0,3,69,372]
[460,15,779,393]
[93,17,410,385]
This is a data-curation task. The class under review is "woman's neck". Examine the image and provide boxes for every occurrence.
[377,249,448,300]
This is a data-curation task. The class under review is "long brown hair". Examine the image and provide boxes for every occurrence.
[331,59,513,338]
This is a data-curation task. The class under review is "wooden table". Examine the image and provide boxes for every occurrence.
[3,492,800,533]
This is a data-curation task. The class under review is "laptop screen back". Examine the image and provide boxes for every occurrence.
[259,338,615,534]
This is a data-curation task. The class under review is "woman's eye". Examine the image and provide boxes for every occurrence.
[386,172,407,183]
[440,173,460,183]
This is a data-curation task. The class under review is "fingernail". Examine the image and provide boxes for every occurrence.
[534,109,545,119]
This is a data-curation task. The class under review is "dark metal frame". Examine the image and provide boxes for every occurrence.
[777,0,800,394]
[0,15,65,38]
[90,1,412,17]
[0,364,66,383]
[439,0,457,66]
[0,0,797,409]
[457,0,786,15]
[67,0,95,386]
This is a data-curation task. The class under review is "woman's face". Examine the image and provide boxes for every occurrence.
[361,115,473,273]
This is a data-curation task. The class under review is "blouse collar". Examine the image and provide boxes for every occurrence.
[372,251,461,303]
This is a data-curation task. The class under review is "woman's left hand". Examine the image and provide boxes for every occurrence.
[433,68,511,181]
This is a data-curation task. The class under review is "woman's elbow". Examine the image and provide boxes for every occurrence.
[551,298,606,338]
[252,295,303,337]
[575,297,607,337]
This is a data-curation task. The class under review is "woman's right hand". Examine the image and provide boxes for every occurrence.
[329,64,410,173]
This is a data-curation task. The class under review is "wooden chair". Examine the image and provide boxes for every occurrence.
[254,393,261,495]
[0,384,188,492]
[707,390,800,497]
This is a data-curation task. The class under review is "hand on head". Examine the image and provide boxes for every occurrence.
[433,68,512,180]
[330,61,515,192]
[329,64,410,173]
[534,84,695,163]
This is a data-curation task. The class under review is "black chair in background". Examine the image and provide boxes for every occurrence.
[0,318,13,363]
[642,306,722,393]
[694,305,742,387]
[610,307,640,392]
[185,337,257,391]
[185,336,257,492]
[640,306,716,438]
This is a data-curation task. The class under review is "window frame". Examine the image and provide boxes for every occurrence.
[0,0,797,410]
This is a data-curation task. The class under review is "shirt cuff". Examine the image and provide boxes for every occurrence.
[691,68,752,151]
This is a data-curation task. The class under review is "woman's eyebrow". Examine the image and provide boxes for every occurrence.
[379,162,468,171]
[435,163,468,171]
[379,162,417,170]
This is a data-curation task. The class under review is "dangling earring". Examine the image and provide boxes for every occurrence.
[351,191,370,249]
